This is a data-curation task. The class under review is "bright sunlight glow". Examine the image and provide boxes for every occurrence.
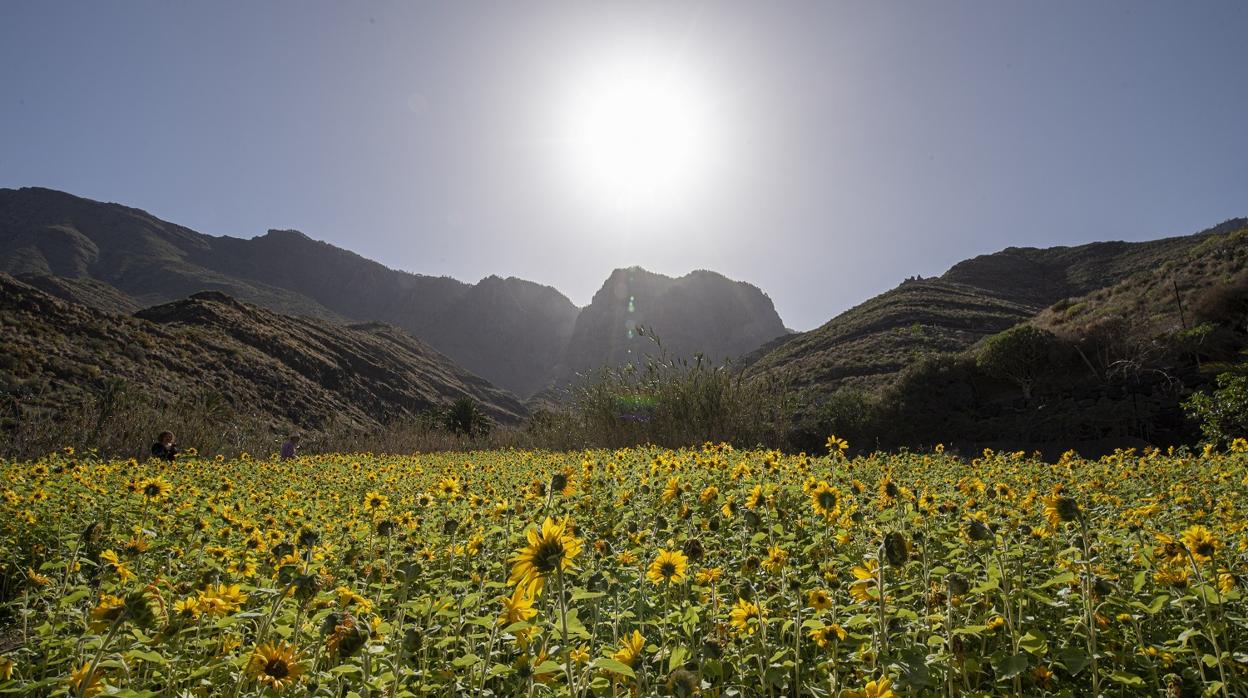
[557,57,719,216]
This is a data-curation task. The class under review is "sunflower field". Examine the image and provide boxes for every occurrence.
[1,442,1246,697]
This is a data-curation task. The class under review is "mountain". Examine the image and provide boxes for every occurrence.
[0,188,785,396]
[745,218,1248,397]
[558,267,789,380]
[0,274,527,435]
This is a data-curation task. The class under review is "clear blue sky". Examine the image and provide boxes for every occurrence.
[2,1,1245,330]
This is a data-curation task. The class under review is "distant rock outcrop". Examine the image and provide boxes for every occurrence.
[558,267,789,380]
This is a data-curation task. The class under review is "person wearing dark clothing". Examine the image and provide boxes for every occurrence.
[150,431,178,462]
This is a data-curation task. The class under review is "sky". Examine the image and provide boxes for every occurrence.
[2,1,1246,331]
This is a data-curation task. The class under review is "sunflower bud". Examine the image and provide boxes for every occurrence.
[883,532,910,567]
[967,520,994,542]
[665,667,700,696]
[1056,497,1081,523]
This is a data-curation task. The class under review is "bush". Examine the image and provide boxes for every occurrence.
[1183,367,1248,446]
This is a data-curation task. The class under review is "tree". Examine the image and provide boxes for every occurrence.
[976,325,1061,402]
[443,397,491,437]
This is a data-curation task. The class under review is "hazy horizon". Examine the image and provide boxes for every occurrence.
[3,1,1246,330]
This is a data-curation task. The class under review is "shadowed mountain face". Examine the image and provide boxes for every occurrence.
[745,218,1248,397]
[0,188,788,397]
[558,267,789,379]
[0,274,527,430]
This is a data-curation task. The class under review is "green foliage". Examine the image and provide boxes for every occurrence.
[553,330,796,449]
[442,397,492,437]
[977,325,1062,402]
[1183,368,1248,446]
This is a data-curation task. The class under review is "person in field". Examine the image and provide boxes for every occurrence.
[150,431,178,461]
[280,434,300,460]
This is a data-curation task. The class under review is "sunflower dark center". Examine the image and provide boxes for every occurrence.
[1196,541,1215,557]
[818,492,838,509]
[660,562,676,577]
[534,540,565,573]
[265,658,290,679]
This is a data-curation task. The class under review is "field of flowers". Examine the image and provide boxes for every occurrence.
[1,441,1246,697]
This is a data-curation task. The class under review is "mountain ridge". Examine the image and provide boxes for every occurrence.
[0,187,790,397]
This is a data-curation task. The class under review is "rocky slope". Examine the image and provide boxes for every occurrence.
[557,267,789,380]
[0,274,527,433]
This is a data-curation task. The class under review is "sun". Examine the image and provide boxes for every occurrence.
[557,57,718,215]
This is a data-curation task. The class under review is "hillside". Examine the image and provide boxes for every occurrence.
[558,267,788,380]
[0,188,787,397]
[0,274,527,439]
[746,218,1248,397]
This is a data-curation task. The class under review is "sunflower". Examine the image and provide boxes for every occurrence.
[826,435,848,456]
[845,676,894,698]
[661,477,682,504]
[746,485,767,510]
[763,544,787,574]
[646,548,689,585]
[729,598,763,635]
[1180,524,1220,562]
[807,623,847,647]
[247,642,306,691]
[610,629,646,668]
[362,491,389,513]
[807,588,833,612]
[173,597,201,621]
[68,662,105,698]
[89,594,126,632]
[810,481,841,519]
[699,485,719,504]
[508,517,583,595]
[849,559,879,603]
[498,586,538,627]
[140,476,171,501]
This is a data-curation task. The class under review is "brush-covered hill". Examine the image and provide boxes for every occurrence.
[746,218,1248,397]
[557,267,788,379]
[0,187,579,396]
[0,274,527,438]
[781,221,1248,453]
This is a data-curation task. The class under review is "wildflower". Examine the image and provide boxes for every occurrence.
[569,645,590,664]
[141,476,171,501]
[25,567,50,587]
[508,517,582,595]
[362,491,389,512]
[247,642,306,691]
[646,548,689,585]
[810,481,841,519]
[729,598,763,635]
[808,623,847,647]
[89,594,126,632]
[699,485,718,503]
[849,559,879,603]
[173,597,201,620]
[845,676,894,698]
[696,567,723,586]
[68,662,105,698]
[1180,524,1220,562]
[808,588,833,612]
[662,477,682,504]
[610,630,645,668]
[498,586,537,627]
[762,544,787,574]
[826,435,848,455]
